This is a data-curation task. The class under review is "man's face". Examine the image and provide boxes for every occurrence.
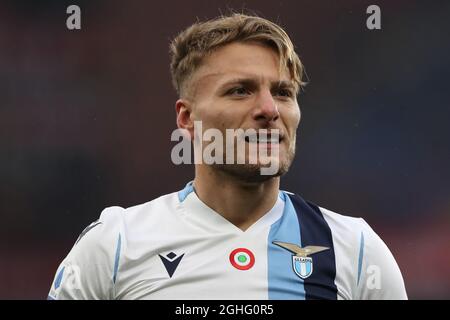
[185,42,301,182]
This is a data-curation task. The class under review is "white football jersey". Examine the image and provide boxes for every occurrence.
[48,181,407,300]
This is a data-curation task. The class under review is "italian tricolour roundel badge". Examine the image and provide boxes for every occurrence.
[229,248,255,270]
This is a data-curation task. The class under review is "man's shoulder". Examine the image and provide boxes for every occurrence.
[285,191,375,244]
[289,194,407,299]
[315,203,383,244]
[123,191,180,215]
[316,204,367,232]
[70,191,181,255]
[99,191,181,226]
[285,192,366,230]
[294,195,396,270]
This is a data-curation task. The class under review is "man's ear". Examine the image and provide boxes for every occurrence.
[175,99,194,139]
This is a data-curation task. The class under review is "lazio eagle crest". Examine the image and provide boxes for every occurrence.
[273,241,329,279]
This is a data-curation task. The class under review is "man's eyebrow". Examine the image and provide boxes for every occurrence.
[218,78,257,88]
[218,77,296,89]
[273,80,296,90]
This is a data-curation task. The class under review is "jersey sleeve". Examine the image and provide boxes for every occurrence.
[47,206,124,300]
[356,219,408,300]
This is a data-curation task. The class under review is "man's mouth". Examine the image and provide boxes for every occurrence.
[244,132,283,144]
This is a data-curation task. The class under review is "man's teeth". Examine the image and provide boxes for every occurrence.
[245,136,280,143]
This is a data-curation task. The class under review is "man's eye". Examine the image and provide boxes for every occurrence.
[274,89,293,98]
[228,87,250,96]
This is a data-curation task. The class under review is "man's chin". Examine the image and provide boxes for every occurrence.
[213,161,289,184]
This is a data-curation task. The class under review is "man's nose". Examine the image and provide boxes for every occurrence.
[252,90,280,122]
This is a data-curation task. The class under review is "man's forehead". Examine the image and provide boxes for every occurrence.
[195,70,294,87]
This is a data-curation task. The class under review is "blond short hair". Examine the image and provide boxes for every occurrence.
[169,13,305,97]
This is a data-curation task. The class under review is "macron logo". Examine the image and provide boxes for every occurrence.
[159,252,184,278]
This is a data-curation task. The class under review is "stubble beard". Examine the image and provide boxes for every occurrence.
[212,140,297,184]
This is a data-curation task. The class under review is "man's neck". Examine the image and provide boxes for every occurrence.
[193,166,280,231]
